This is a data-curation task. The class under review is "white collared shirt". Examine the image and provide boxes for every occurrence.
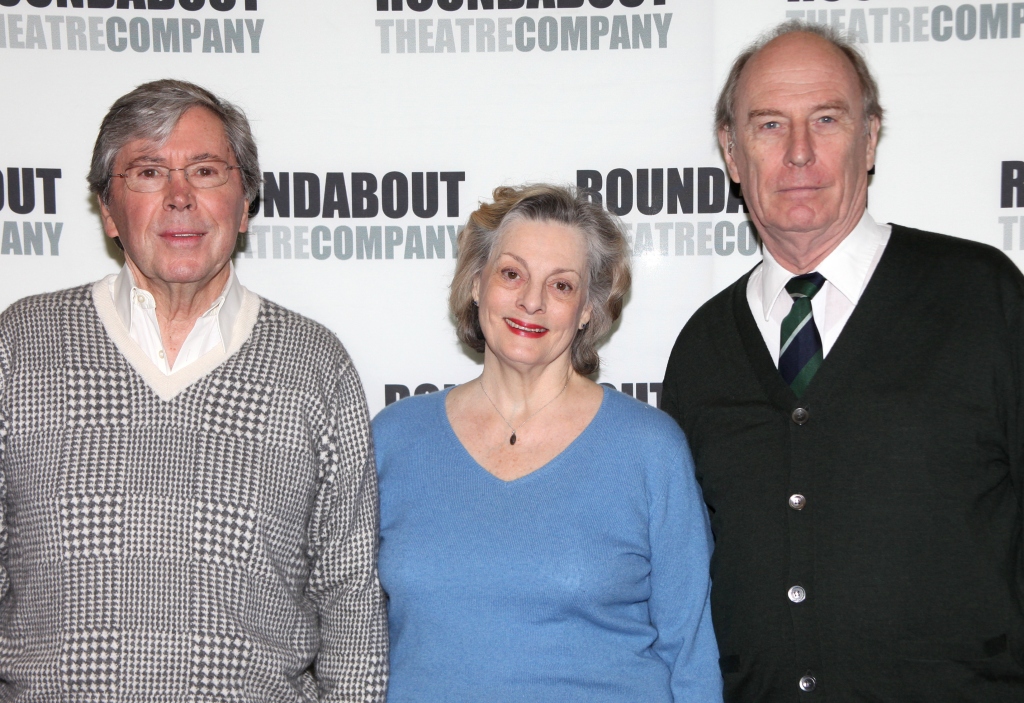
[746,210,892,367]
[108,264,245,375]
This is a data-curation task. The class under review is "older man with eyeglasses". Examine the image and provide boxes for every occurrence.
[0,80,387,700]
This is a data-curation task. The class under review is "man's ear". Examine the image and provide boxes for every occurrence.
[99,198,121,241]
[719,127,741,183]
[239,199,250,234]
[865,116,881,173]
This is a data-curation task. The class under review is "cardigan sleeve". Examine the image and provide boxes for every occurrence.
[305,354,389,702]
[645,433,723,702]
[1010,275,1024,567]
[660,342,684,430]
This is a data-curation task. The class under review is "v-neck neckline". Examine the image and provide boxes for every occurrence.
[732,226,905,411]
[439,385,610,486]
[90,277,261,402]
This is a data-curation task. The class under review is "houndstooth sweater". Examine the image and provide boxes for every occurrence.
[0,282,388,701]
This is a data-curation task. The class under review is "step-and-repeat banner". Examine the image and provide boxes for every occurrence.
[2,0,1022,416]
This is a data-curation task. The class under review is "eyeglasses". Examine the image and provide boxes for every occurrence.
[110,160,244,193]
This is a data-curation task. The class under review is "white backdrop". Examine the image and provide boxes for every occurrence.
[2,0,1022,416]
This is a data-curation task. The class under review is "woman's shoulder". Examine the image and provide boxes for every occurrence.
[368,384,448,450]
[591,388,699,502]
[372,388,448,446]
[598,386,688,449]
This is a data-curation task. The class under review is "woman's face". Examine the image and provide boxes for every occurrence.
[473,219,592,373]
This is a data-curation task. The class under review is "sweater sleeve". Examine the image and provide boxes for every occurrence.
[1009,274,1024,591]
[305,355,389,702]
[645,433,723,702]
[660,339,684,429]
[0,329,8,605]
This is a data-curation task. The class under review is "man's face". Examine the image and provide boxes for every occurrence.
[720,32,879,262]
[99,106,249,294]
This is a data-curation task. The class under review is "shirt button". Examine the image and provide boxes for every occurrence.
[158,350,165,359]
[789,494,807,510]
[792,407,809,425]
[788,585,806,603]
[799,674,817,692]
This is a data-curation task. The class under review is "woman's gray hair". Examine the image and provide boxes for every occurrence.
[715,20,883,137]
[88,79,261,208]
[450,184,631,376]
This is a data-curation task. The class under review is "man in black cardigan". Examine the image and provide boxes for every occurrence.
[662,20,1024,702]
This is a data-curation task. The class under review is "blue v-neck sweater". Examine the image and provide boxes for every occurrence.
[373,387,722,702]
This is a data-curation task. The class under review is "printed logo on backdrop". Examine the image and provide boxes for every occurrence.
[374,0,673,54]
[578,168,758,258]
[244,170,467,261]
[0,0,264,54]
[384,380,663,407]
[999,160,1024,251]
[1,167,63,257]
[784,1,1024,43]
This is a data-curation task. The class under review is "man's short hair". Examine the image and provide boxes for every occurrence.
[715,20,884,136]
[88,79,261,207]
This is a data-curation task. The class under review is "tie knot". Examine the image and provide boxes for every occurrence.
[785,272,826,301]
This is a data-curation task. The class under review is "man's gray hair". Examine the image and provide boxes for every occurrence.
[715,20,884,136]
[88,79,261,208]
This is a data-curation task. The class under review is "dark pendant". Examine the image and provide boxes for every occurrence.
[510,432,517,446]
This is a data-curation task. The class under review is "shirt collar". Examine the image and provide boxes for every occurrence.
[112,264,136,329]
[112,263,243,346]
[759,210,889,321]
[216,266,243,346]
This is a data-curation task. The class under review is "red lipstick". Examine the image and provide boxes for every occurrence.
[505,317,548,338]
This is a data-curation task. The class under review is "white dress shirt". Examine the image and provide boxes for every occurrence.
[108,264,246,375]
[746,210,892,367]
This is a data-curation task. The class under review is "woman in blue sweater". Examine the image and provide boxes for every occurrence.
[373,184,722,702]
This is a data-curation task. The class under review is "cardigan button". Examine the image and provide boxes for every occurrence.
[799,674,817,692]
[791,407,810,425]
[788,585,806,603]
[789,494,807,510]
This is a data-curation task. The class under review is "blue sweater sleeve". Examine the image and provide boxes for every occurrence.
[645,422,723,701]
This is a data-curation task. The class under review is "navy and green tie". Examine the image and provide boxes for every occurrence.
[779,272,826,397]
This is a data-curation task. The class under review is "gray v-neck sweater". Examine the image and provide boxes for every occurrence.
[0,284,387,700]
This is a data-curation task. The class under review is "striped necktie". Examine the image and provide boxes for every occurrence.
[779,272,826,397]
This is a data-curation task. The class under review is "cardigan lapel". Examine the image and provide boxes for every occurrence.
[731,275,799,411]
[730,226,913,412]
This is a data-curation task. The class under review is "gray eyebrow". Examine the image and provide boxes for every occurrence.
[747,101,851,121]
[497,252,582,278]
[125,152,224,167]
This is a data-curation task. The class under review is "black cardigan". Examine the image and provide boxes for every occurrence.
[662,225,1024,702]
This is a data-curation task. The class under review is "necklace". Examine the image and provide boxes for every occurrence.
[478,377,569,446]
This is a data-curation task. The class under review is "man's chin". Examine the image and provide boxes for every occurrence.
[150,263,230,290]
[762,209,833,238]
